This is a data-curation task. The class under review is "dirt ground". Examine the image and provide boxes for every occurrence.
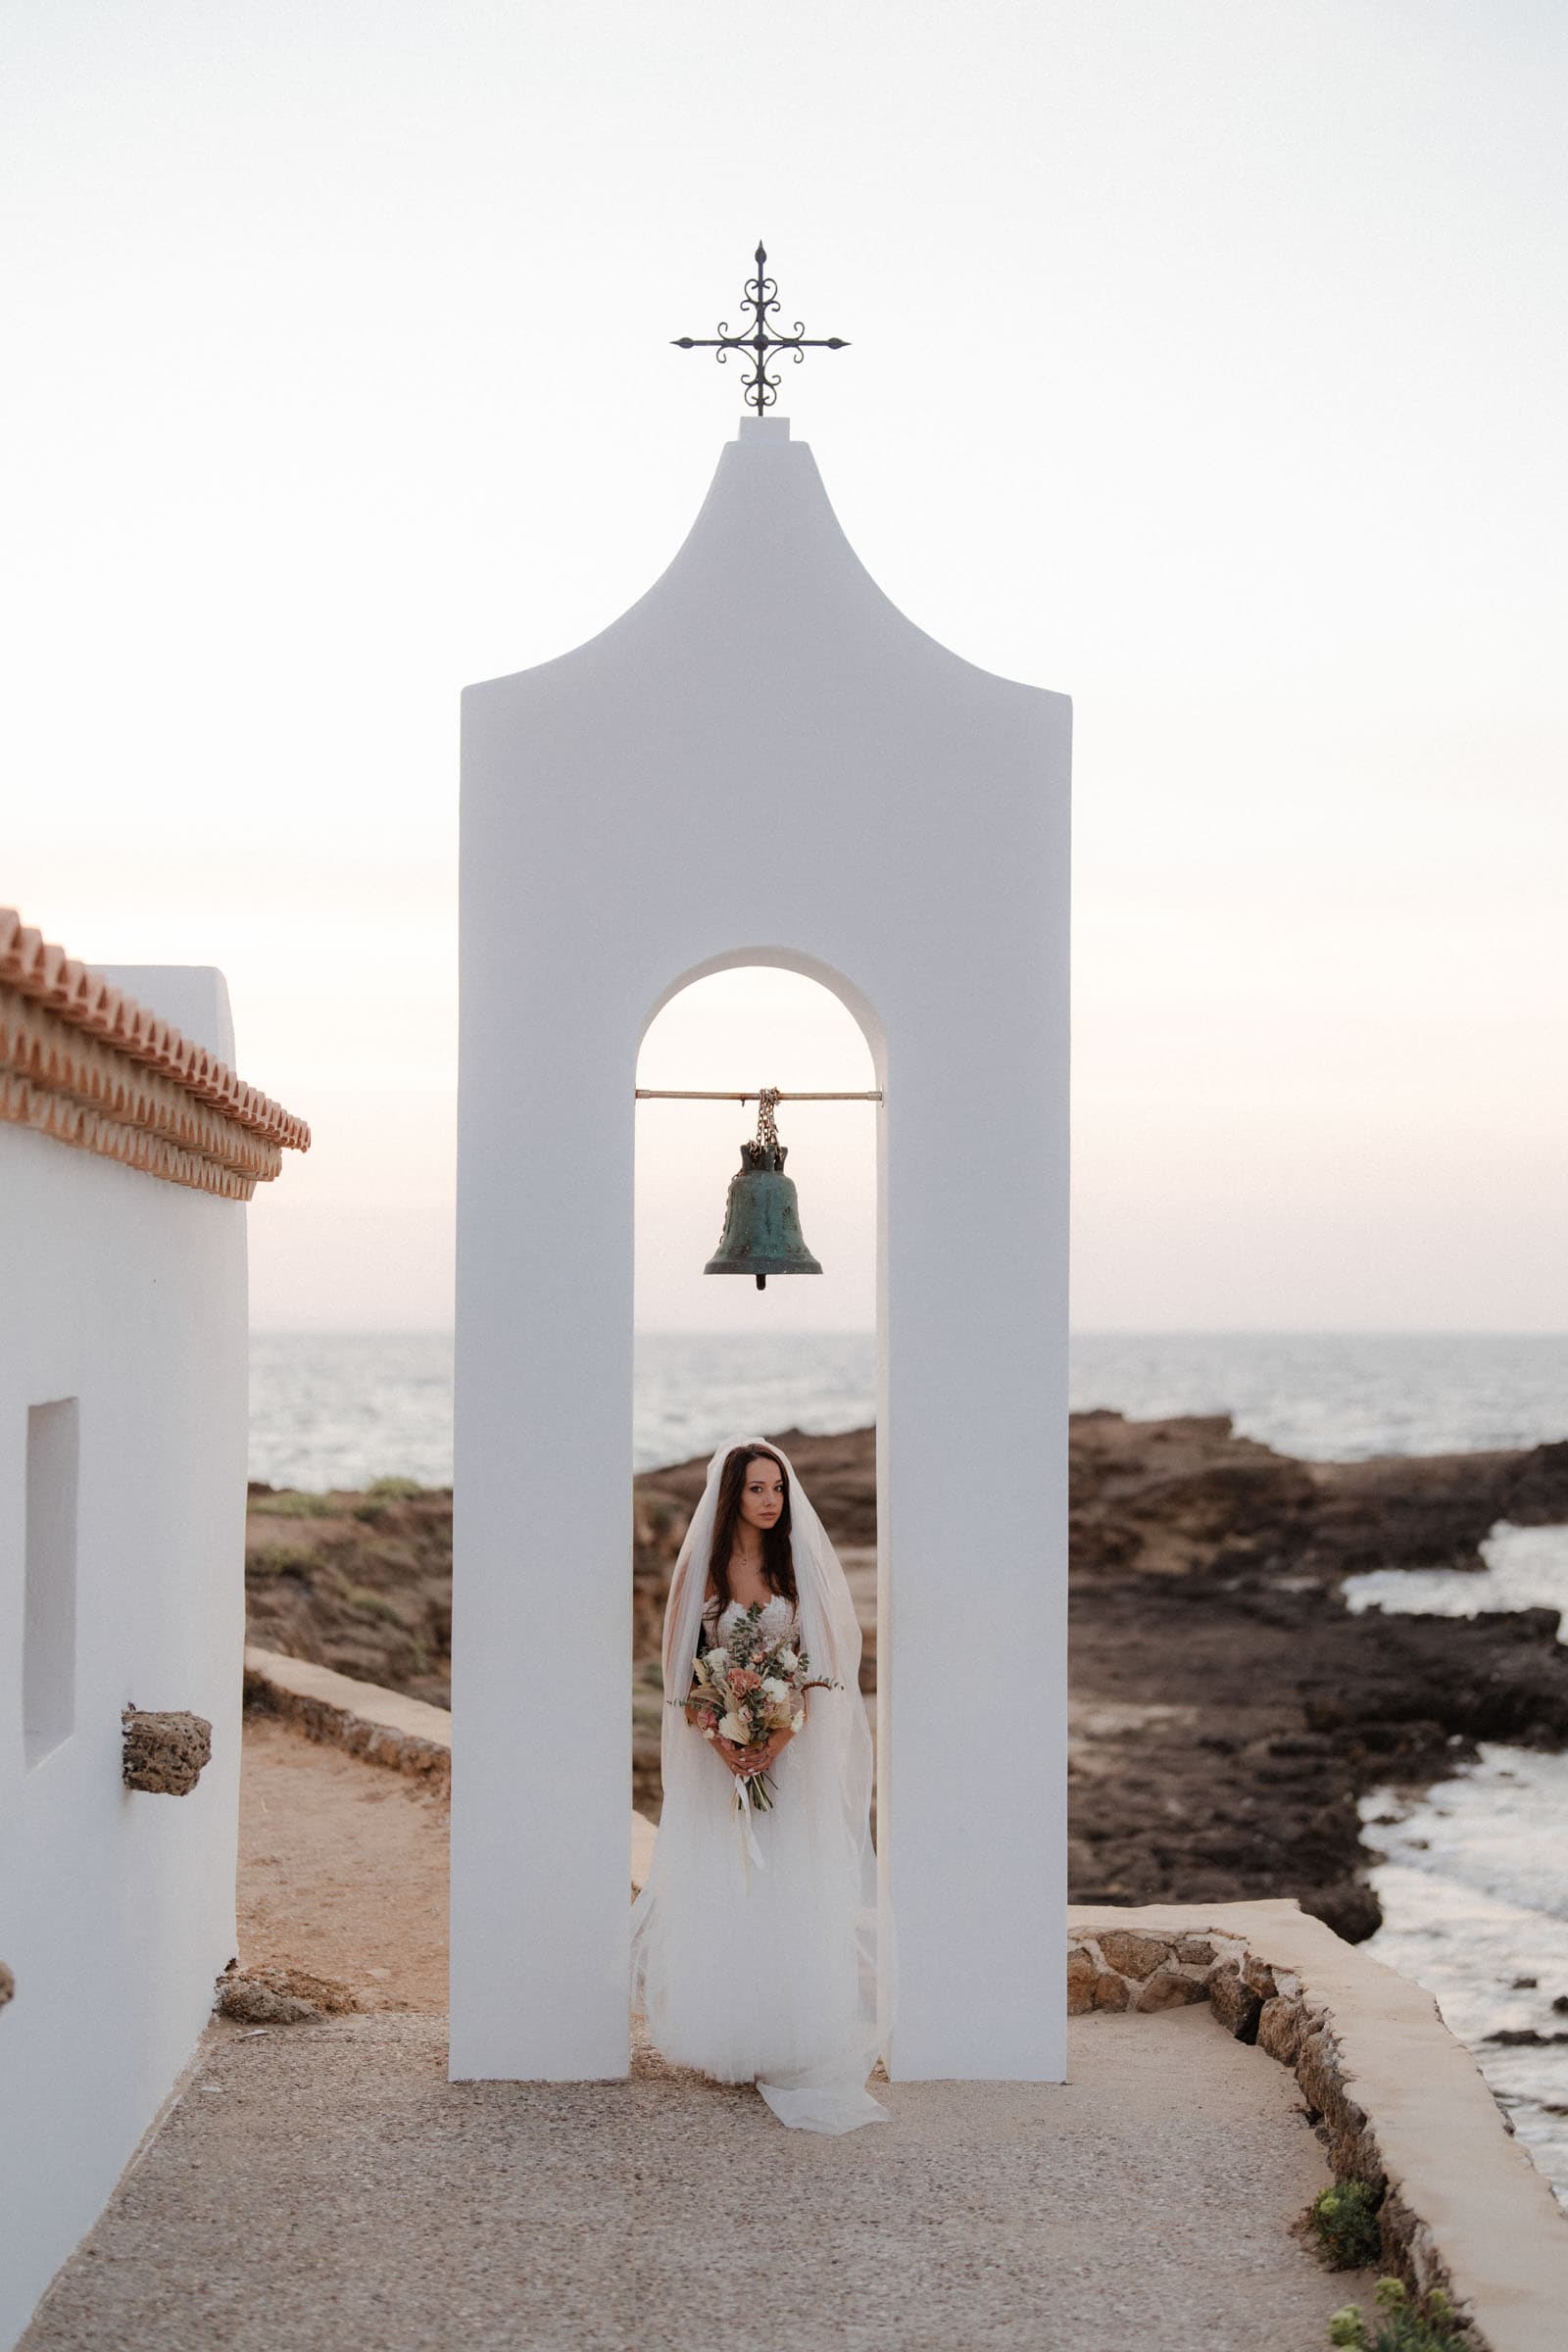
[238,1711,449,2013]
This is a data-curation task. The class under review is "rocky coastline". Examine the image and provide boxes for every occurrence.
[245,1412,1568,1943]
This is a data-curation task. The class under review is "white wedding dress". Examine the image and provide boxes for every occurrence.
[629,1440,895,2134]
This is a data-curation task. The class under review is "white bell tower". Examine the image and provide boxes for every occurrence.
[451,406,1071,2083]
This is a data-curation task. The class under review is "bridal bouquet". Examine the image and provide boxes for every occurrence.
[674,1601,840,1815]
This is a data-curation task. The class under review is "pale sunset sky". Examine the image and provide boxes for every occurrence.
[4,1,1563,1335]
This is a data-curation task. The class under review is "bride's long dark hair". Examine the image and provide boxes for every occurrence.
[708,1444,799,1609]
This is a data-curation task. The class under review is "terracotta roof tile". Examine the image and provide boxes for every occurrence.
[0,906,309,1200]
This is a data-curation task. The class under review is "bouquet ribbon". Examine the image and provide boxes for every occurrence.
[733,1768,767,1877]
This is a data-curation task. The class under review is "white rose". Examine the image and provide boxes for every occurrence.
[776,1647,798,1670]
[760,1677,789,1702]
[703,1648,728,1673]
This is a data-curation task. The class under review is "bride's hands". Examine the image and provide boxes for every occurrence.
[712,1725,795,1778]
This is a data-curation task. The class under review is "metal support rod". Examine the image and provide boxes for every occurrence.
[634,1088,882,1102]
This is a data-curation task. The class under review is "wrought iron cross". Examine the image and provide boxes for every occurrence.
[672,243,849,416]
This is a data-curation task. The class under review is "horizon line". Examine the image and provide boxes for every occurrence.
[248,1325,1568,1342]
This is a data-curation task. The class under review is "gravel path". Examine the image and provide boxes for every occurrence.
[22,1716,1373,2349]
[24,2003,1370,2352]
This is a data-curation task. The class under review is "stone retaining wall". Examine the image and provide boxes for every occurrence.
[1071,1903,1568,2352]
[1071,1922,1401,2235]
[243,1646,453,1798]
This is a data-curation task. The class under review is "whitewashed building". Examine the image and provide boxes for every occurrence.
[0,909,308,2350]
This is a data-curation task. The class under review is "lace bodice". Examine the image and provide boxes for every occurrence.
[701,1589,800,1647]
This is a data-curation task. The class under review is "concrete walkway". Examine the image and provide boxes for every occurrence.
[23,2003,1369,2352]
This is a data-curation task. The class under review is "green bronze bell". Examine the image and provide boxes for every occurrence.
[704,1091,823,1291]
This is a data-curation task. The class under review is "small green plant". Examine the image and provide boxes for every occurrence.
[251,1490,339,1519]
[246,1544,318,1579]
[366,1476,423,1501]
[1311,2179,1383,2270]
[1328,2277,1470,2350]
[346,1588,409,1626]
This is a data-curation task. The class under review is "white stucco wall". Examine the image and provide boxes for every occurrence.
[451,414,1067,2088]
[454,416,1071,2083]
[0,968,249,2352]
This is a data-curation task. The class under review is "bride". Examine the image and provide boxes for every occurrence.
[629,1437,896,2132]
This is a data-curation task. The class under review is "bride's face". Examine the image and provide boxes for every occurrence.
[738,1458,785,1536]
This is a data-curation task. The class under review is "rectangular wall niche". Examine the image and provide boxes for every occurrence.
[24,1398,80,1771]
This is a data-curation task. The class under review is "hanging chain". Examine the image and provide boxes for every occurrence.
[754,1086,781,1154]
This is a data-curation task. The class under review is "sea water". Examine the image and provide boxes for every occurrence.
[249,1328,1568,1492]
[1359,1746,1568,2207]
[1346,1523,1568,2206]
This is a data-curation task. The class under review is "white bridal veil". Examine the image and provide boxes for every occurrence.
[629,1435,896,2132]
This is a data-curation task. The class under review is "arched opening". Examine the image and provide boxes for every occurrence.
[630,956,882,1834]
